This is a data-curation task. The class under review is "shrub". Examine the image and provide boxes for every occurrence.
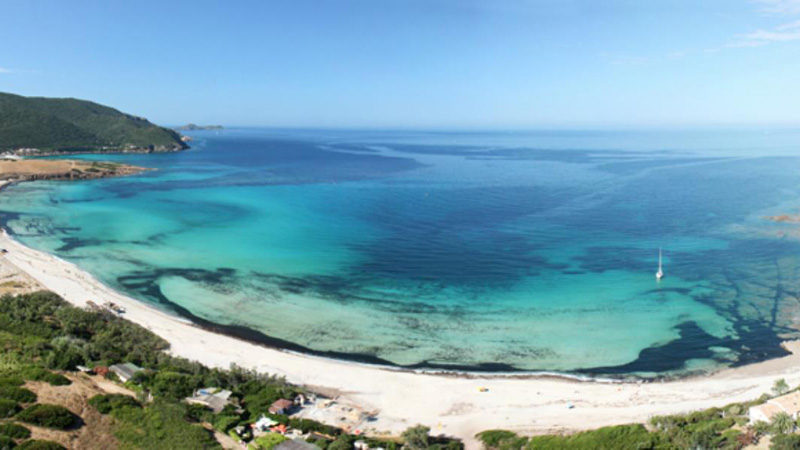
[0,435,13,450]
[251,433,288,450]
[110,401,219,449]
[476,430,518,448]
[0,399,20,418]
[287,418,341,436]
[402,426,430,450]
[0,377,23,388]
[773,379,790,397]
[327,436,355,450]
[184,403,213,423]
[151,372,197,400]
[43,340,86,371]
[16,404,78,430]
[213,414,241,433]
[527,424,662,450]
[772,412,795,435]
[15,441,66,450]
[754,420,771,435]
[88,394,140,414]
[40,373,70,387]
[771,434,800,450]
[0,423,31,439]
[0,387,36,403]
[17,368,70,386]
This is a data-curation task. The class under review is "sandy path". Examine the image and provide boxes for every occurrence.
[1,230,799,449]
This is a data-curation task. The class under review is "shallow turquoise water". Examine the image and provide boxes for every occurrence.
[3,128,800,376]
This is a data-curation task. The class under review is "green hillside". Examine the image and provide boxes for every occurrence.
[0,92,187,153]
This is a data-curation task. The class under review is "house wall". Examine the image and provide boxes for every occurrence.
[749,407,769,424]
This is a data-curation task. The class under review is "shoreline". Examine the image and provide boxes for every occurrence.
[2,229,800,446]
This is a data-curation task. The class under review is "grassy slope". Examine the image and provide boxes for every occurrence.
[0,92,186,152]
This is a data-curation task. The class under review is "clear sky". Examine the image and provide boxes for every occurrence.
[1,0,800,128]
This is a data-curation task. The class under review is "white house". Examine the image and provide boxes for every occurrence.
[185,387,234,413]
[749,391,800,424]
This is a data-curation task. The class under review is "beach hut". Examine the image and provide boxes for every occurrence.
[109,363,144,383]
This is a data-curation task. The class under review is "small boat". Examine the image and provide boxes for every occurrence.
[656,247,664,281]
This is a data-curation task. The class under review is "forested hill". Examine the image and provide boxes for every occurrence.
[0,92,188,154]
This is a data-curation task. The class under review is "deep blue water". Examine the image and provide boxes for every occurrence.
[2,128,800,376]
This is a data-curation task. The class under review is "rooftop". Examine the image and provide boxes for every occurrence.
[750,391,800,422]
[274,439,319,450]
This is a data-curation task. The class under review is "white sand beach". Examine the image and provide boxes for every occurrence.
[1,229,799,448]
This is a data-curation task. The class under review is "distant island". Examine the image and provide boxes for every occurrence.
[174,123,224,131]
[0,92,188,155]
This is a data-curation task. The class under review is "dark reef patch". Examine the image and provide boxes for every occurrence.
[110,263,795,377]
[581,320,789,375]
[56,237,111,252]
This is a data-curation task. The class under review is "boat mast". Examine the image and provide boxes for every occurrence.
[656,247,664,281]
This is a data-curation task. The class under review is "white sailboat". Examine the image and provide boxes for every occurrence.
[656,247,664,281]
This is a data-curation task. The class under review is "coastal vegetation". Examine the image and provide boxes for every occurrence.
[5,288,800,450]
[0,92,187,154]
[15,404,78,430]
[0,290,463,449]
[475,391,800,450]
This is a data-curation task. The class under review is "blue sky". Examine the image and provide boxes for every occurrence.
[1,0,800,128]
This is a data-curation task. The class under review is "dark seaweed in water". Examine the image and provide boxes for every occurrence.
[113,262,793,377]
[3,130,800,377]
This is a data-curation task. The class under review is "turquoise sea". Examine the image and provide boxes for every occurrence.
[2,128,800,377]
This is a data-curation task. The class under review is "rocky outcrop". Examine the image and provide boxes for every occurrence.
[0,160,150,183]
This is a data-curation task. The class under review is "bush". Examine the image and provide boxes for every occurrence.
[0,387,36,403]
[772,412,795,435]
[287,418,341,436]
[88,394,140,414]
[41,373,70,386]
[185,403,213,423]
[0,377,23,388]
[151,372,197,400]
[773,379,790,397]
[477,430,519,448]
[16,404,78,430]
[402,425,430,450]
[769,434,800,450]
[0,399,20,418]
[251,433,288,450]
[16,368,70,386]
[15,441,66,450]
[110,401,219,449]
[527,424,662,450]
[43,339,87,371]
[0,423,31,439]
[0,435,14,450]
[771,434,800,450]
[327,436,355,450]
[213,414,241,433]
